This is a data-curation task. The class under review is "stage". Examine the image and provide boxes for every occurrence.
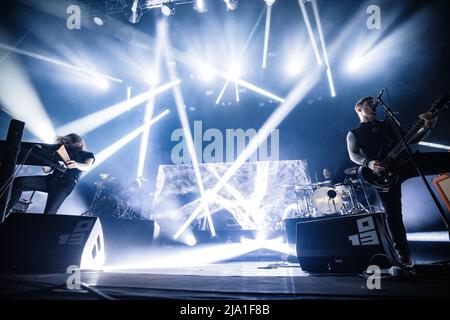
[1,240,449,300]
[1,0,450,307]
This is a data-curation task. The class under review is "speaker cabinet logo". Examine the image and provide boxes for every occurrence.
[348,216,380,246]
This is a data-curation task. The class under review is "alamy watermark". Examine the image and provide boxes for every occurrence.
[170,121,279,164]
[367,5,382,30]
[365,265,381,290]
[66,5,81,30]
[66,265,81,290]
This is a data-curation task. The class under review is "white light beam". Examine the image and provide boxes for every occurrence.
[56,79,179,135]
[262,3,273,68]
[86,109,170,175]
[297,0,323,66]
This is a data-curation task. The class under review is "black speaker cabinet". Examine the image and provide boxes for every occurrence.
[0,213,104,272]
[99,218,158,264]
[296,213,396,273]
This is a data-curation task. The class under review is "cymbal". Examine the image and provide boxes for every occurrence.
[283,184,313,190]
[311,180,332,186]
[344,167,357,175]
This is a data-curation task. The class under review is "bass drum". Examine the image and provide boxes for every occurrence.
[312,187,343,215]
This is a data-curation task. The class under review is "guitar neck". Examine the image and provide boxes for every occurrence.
[387,118,425,159]
[383,94,449,162]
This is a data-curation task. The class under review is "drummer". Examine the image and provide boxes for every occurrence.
[320,167,333,187]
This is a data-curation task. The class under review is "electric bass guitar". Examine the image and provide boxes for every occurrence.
[356,94,450,190]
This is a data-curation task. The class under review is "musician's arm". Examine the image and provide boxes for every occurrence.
[66,158,94,171]
[346,132,368,166]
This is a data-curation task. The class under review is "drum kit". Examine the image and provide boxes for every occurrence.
[285,167,380,218]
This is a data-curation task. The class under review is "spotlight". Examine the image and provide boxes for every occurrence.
[198,64,215,82]
[92,16,104,26]
[223,0,238,11]
[161,4,175,16]
[264,0,275,6]
[347,56,363,72]
[285,59,304,77]
[194,0,207,13]
[128,10,142,24]
[95,78,110,90]
[146,73,159,85]
[228,63,241,80]
[128,0,142,24]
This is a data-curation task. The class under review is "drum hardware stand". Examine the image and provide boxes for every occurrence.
[327,189,338,213]
[359,178,374,214]
[348,182,359,213]
[378,92,450,233]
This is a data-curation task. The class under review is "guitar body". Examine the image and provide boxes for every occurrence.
[356,165,398,191]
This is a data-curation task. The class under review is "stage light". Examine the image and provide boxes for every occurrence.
[0,43,123,85]
[311,0,336,97]
[103,242,262,271]
[160,19,216,237]
[215,80,230,105]
[93,16,105,26]
[228,63,241,80]
[186,234,197,246]
[136,98,155,178]
[137,37,163,179]
[129,0,142,24]
[57,79,179,135]
[406,231,449,242]
[347,56,363,72]
[95,77,110,90]
[86,109,170,175]
[262,0,274,68]
[285,59,304,77]
[265,0,275,5]
[161,4,175,16]
[0,52,55,143]
[146,73,159,85]
[194,0,207,13]
[419,141,450,150]
[224,0,238,11]
[297,0,322,66]
[198,64,215,82]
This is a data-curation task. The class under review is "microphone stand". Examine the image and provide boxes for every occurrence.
[378,97,450,234]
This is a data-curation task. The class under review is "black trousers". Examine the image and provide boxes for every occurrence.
[7,175,76,214]
[377,152,450,259]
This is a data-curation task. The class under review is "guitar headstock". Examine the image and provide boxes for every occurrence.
[430,94,450,113]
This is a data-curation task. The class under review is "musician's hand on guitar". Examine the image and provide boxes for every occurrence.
[419,112,438,129]
[368,160,387,173]
[66,160,78,169]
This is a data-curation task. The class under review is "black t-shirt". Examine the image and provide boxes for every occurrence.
[350,120,402,160]
[52,149,95,182]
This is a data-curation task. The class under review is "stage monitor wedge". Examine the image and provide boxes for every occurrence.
[296,213,397,273]
[0,213,104,273]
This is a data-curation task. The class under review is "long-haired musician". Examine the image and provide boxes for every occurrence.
[6,133,95,215]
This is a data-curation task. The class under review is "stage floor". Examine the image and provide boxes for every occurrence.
[0,241,449,300]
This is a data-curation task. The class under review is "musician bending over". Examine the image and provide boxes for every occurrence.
[6,134,95,215]
[346,96,450,267]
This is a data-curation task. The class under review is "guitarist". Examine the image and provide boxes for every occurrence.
[6,133,95,215]
[346,96,450,268]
